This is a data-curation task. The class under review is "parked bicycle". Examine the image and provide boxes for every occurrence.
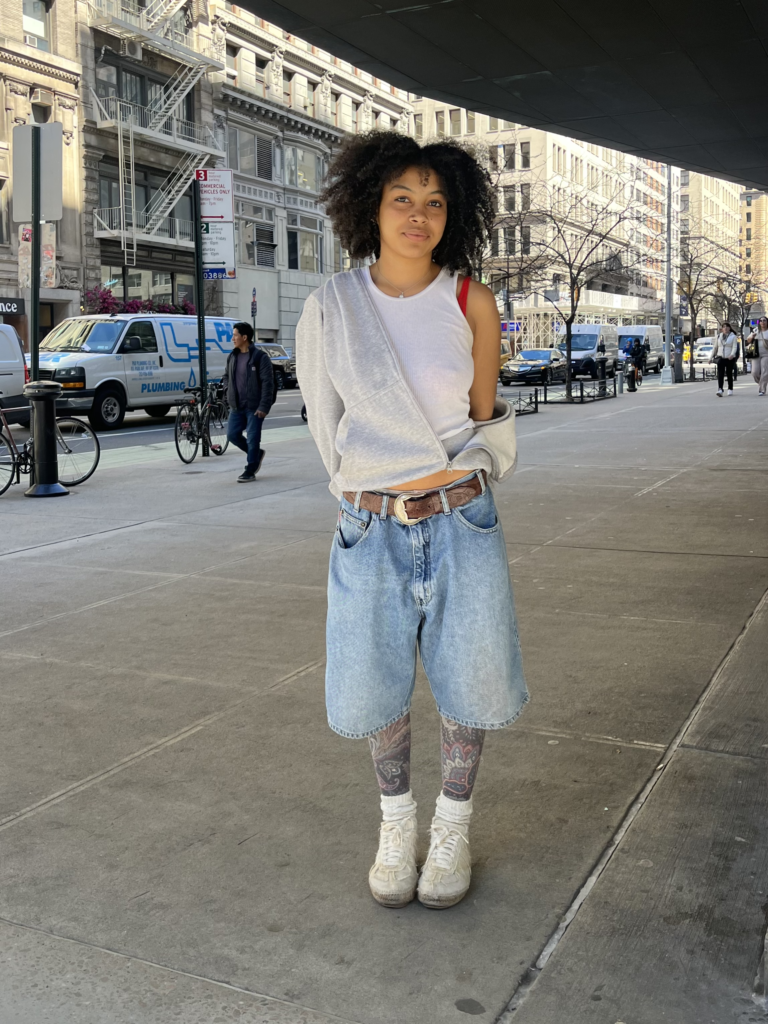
[174,380,230,464]
[0,405,100,496]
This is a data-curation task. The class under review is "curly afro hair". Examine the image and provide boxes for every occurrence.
[320,131,496,274]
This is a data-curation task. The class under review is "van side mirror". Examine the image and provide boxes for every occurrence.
[120,336,142,353]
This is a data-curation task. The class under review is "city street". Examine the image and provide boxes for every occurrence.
[1,380,767,1024]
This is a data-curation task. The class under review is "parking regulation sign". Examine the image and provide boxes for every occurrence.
[196,169,234,221]
[201,221,236,279]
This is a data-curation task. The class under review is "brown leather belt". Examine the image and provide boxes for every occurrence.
[343,472,485,526]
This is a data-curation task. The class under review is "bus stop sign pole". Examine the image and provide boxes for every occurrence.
[192,177,209,456]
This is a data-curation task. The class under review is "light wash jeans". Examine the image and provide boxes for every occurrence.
[325,472,528,738]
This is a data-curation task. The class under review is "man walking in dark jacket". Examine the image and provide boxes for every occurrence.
[225,322,275,482]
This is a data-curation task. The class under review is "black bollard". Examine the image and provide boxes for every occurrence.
[24,380,69,497]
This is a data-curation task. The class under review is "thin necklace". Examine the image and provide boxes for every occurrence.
[372,262,437,298]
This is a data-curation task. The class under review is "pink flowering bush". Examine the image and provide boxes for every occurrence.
[82,287,195,316]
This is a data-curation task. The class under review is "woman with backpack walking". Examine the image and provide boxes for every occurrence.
[712,322,740,396]
[295,132,527,910]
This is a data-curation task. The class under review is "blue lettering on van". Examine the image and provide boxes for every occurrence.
[159,319,234,363]
[140,381,187,394]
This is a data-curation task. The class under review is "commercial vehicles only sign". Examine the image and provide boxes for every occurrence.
[196,169,236,280]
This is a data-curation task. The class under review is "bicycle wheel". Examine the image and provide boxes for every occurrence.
[55,417,100,486]
[0,432,17,496]
[204,401,229,456]
[175,402,199,464]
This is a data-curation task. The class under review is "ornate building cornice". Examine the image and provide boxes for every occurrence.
[219,86,343,144]
[0,48,80,86]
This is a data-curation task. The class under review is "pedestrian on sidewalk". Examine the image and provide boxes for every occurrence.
[296,131,527,911]
[745,317,768,395]
[224,322,274,482]
[713,322,739,397]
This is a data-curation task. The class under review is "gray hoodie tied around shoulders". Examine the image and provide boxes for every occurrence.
[295,268,518,499]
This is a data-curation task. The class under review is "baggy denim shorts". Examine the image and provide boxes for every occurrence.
[326,472,529,738]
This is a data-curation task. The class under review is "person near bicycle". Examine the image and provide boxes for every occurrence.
[628,337,645,385]
[225,322,274,482]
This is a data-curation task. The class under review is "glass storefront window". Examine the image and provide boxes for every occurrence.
[176,274,195,306]
[285,146,319,191]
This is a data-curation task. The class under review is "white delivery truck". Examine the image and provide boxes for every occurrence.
[556,323,619,378]
[617,324,665,373]
[0,324,28,424]
[36,314,239,429]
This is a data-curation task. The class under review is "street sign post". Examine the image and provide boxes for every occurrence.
[12,122,63,380]
[251,286,257,335]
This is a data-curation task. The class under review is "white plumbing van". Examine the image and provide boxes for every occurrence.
[36,314,239,429]
[617,324,665,373]
[556,323,619,377]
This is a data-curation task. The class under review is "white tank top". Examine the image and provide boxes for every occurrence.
[364,265,475,440]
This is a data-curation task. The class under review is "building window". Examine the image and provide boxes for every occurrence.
[287,212,323,273]
[236,201,276,268]
[0,180,8,245]
[354,102,362,131]
[331,92,339,125]
[746,211,752,222]
[466,111,475,135]
[520,183,531,211]
[285,146,321,191]
[23,0,50,50]
[522,226,531,254]
[491,229,499,256]
[226,44,239,76]
[449,109,461,136]
[520,141,530,169]
[101,265,125,301]
[414,113,423,139]
[746,263,752,274]
[489,117,498,131]
[504,225,516,255]
[746,228,752,240]
[503,144,515,170]
[229,128,273,181]
[502,186,515,213]
[680,170,689,187]
[283,71,294,106]
[746,247,752,257]
[435,110,445,137]
[746,195,752,206]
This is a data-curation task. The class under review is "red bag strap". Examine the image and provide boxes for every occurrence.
[458,276,471,317]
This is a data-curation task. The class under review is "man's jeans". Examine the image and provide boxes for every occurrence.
[227,409,263,472]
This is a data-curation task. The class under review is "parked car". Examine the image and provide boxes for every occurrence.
[255,343,298,390]
[556,323,620,378]
[500,347,567,385]
[618,325,664,373]
[694,339,715,364]
[0,323,30,425]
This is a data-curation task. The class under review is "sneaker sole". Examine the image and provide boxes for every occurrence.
[417,888,470,909]
[369,888,416,908]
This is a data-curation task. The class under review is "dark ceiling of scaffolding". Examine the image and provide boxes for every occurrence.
[237,0,768,190]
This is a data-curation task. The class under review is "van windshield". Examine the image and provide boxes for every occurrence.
[558,333,599,351]
[40,320,125,353]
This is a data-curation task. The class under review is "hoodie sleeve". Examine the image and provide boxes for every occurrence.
[295,291,345,483]
[257,350,274,414]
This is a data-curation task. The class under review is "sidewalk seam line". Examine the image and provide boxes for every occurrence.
[0,916,362,1024]
[496,583,768,1022]
[0,657,325,833]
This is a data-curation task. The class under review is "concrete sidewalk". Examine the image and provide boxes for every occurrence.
[0,379,767,1024]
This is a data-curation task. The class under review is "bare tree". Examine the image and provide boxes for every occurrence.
[487,162,655,400]
[677,236,732,379]
[709,270,767,365]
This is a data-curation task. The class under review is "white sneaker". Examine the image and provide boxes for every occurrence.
[369,815,418,907]
[726,389,733,396]
[418,816,472,908]
[716,389,723,396]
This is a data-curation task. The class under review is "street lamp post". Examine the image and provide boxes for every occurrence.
[661,162,674,385]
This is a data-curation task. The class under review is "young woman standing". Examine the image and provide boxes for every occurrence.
[713,322,740,396]
[746,316,768,395]
[296,132,527,910]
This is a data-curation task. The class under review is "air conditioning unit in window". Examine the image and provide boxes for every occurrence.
[24,34,41,47]
[120,39,143,60]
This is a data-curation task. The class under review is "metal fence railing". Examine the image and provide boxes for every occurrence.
[507,389,539,416]
[540,377,618,403]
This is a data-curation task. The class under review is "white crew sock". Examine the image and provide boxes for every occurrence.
[435,791,473,825]
[381,790,417,821]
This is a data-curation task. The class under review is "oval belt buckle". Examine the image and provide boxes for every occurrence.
[393,492,428,525]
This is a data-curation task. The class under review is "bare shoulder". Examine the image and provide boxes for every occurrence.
[458,277,499,322]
